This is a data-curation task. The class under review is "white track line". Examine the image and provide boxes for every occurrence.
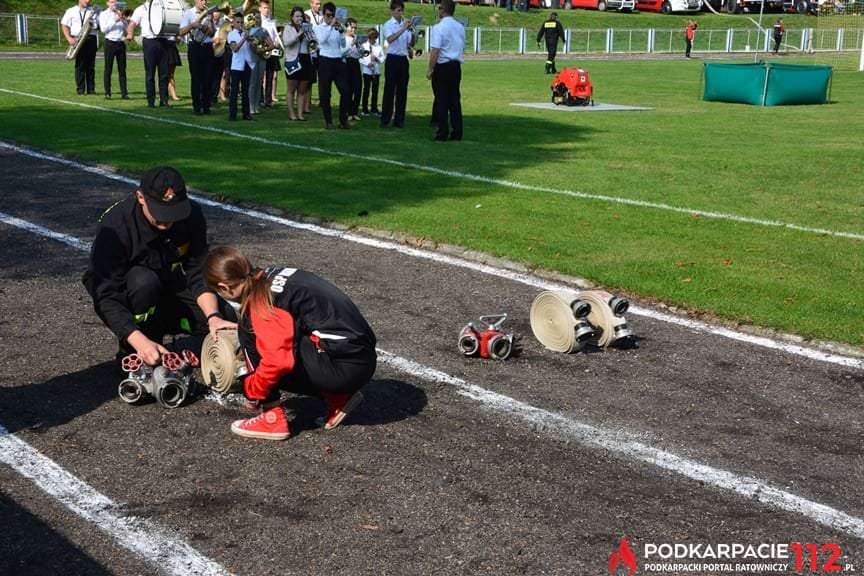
[1,88,862,241]
[2,140,862,371]
[0,424,232,576]
[3,211,864,541]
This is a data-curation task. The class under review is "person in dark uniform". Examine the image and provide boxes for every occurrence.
[536,12,565,74]
[180,0,216,115]
[83,167,236,367]
[772,18,784,54]
[61,0,99,95]
[204,245,378,440]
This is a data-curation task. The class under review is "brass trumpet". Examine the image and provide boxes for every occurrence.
[301,21,318,52]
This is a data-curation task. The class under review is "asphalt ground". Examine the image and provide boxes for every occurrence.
[1,145,863,576]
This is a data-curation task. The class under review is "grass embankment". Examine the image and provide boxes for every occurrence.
[0,57,861,345]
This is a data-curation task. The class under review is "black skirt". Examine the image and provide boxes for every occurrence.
[169,42,182,67]
[285,52,313,82]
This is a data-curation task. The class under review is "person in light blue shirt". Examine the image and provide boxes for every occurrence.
[427,0,464,141]
[380,0,415,128]
[313,2,351,129]
[227,17,256,121]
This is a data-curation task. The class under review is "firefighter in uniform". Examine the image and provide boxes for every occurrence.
[83,167,236,367]
[537,12,565,75]
[204,245,378,440]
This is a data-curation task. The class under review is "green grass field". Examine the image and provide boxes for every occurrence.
[0,55,862,346]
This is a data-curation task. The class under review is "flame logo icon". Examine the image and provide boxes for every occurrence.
[608,537,637,576]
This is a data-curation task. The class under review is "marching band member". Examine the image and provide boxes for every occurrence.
[304,0,324,114]
[98,0,129,99]
[260,0,280,106]
[343,18,362,122]
[245,11,265,115]
[427,0,464,142]
[313,2,351,130]
[227,14,255,121]
[179,0,216,115]
[359,29,383,116]
[203,246,377,441]
[128,0,170,107]
[210,10,230,105]
[282,6,310,121]
[61,0,99,95]
[380,0,414,129]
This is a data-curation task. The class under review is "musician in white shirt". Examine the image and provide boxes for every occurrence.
[303,0,323,114]
[359,29,383,116]
[179,0,216,115]
[98,0,129,99]
[427,0,465,141]
[128,1,170,107]
[380,0,415,128]
[313,2,351,129]
[61,0,99,95]
[260,0,280,106]
[227,17,256,121]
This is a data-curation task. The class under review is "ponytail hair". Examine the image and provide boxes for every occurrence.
[204,245,273,320]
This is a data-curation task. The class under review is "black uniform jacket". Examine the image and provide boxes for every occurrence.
[82,194,210,341]
[241,266,377,400]
[537,20,565,47]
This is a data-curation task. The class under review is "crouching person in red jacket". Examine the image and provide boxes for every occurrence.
[204,245,377,440]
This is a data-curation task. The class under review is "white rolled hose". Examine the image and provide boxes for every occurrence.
[530,290,633,352]
[200,330,246,395]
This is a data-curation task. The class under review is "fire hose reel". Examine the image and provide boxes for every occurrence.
[458,314,518,361]
[530,290,633,353]
[199,329,248,395]
[119,350,199,409]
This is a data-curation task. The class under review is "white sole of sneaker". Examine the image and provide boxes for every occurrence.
[324,391,364,430]
[230,420,290,441]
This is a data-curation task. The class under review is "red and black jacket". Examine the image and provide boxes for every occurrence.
[240,267,376,401]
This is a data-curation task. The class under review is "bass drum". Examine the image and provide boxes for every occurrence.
[149,0,185,37]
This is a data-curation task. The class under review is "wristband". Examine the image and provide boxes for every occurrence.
[206,312,224,322]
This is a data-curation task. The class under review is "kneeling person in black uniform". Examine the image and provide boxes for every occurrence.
[83,167,236,367]
[204,245,378,440]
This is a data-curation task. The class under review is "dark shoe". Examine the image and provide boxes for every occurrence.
[242,115,253,120]
[121,94,129,100]
[449,133,462,141]
[160,101,170,108]
[434,134,448,142]
[77,90,85,95]
[380,121,390,128]
[203,108,211,115]
[147,102,156,108]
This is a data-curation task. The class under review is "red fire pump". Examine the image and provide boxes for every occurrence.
[551,67,594,107]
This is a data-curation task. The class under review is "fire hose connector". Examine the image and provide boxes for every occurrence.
[118,351,197,409]
[458,314,518,361]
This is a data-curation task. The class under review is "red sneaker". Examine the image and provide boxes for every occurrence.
[231,406,290,440]
[321,391,364,430]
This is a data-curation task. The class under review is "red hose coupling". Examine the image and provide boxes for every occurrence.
[181,349,200,368]
[162,351,184,371]
[121,353,143,373]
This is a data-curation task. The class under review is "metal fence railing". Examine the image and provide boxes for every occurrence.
[1,13,861,56]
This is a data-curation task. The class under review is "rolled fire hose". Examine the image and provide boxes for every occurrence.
[200,329,246,395]
[530,290,633,352]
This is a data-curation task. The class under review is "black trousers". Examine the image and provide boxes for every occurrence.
[188,42,214,113]
[143,38,170,106]
[345,57,362,116]
[773,35,782,53]
[264,55,279,105]
[75,35,98,94]
[381,54,409,127]
[361,73,379,113]
[240,330,377,398]
[317,56,350,126]
[432,61,463,140]
[229,65,251,119]
[103,39,127,97]
[545,42,558,72]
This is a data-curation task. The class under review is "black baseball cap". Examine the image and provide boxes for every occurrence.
[139,166,191,223]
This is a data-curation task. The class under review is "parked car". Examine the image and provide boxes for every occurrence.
[637,0,703,12]
[529,0,636,10]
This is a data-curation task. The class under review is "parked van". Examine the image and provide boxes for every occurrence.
[637,0,702,12]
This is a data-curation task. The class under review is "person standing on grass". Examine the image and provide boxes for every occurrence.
[204,246,377,441]
[128,0,170,107]
[62,0,100,95]
[99,0,130,100]
[380,0,416,129]
[536,12,565,75]
[228,14,256,121]
[282,6,311,121]
[179,0,216,115]
[685,20,698,59]
[313,2,351,130]
[360,29,384,116]
[427,0,464,142]
[772,18,785,55]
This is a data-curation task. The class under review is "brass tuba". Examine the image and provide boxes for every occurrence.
[65,7,95,60]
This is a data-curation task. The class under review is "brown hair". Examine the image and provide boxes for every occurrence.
[204,246,273,319]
